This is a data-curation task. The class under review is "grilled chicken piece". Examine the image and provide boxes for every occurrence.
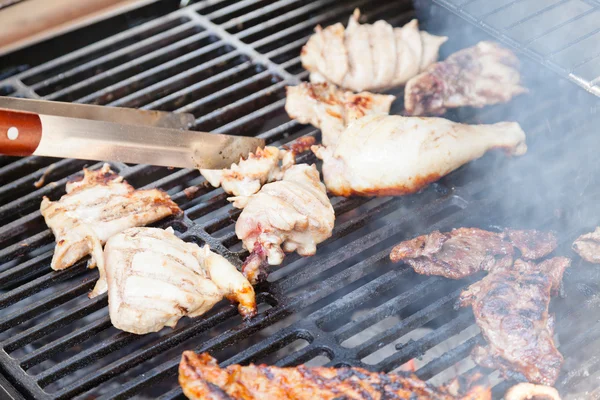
[572,227,600,263]
[458,257,571,386]
[505,229,558,260]
[101,227,256,334]
[179,351,491,400]
[230,164,334,284]
[405,41,526,116]
[301,9,447,92]
[285,82,395,147]
[313,114,526,197]
[200,146,294,197]
[504,383,561,400]
[41,164,180,279]
[390,228,514,279]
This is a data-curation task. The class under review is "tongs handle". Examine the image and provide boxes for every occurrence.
[0,108,42,156]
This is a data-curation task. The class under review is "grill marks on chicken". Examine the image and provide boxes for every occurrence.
[231,164,335,284]
[458,257,571,386]
[301,9,447,92]
[312,114,526,197]
[572,227,600,264]
[285,82,395,147]
[404,41,526,116]
[102,227,256,334]
[41,164,181,281]
[390,228,514,279]
[179,351,491,400]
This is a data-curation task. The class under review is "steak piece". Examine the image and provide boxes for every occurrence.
[390,228,514,279]
[573,227,600,264]
[179,352,491,400]
[505,229,558,260]
[457,257,571,386]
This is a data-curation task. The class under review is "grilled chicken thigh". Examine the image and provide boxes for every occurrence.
[285,82,395,147]
[179,351,491,400]
[41,164,180,282]
[405,41,526,116]
[458,257,571,386]
[230,164,335,284]
[301,9,447,92]
[102,227,256,334]
[573,227,600,263]
[313,114,526,197]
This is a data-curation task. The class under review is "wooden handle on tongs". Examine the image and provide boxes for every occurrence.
[0,109,42,156]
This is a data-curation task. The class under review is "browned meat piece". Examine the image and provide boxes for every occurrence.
[389,228,514,279]
[504,383,561,400]
[573,227,600,263]
[404,42,526,116]
[179,351,492,400]
[505,230,558,260]
[457,257,571,386]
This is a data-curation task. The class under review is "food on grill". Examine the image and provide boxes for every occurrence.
[301,9,447,92]
[390,228,514,279]
[99,227,256,334]
[285,82,395,147]
[458,257,571,386]
[505,229,558,260]
[179,351,492,400]
[231,164,335,284]
[504,383,561,400]
[572,227,600,263]
[200,146,294,197]
[404,41,526,116]
[312,114,526,197]
[41,164,181,277]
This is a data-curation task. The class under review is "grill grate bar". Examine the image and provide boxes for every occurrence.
[212,98,287,135]
[415,335,485,381]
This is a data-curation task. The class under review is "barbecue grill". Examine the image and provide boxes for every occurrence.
[1,0,600,399]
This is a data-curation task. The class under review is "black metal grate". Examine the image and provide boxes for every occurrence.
[431,0,600,97]
[1,0,600,399]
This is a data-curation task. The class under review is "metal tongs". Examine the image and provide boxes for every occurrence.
[0,97,265,169]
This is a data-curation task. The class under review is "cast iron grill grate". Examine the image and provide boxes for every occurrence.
[0,0,600,399]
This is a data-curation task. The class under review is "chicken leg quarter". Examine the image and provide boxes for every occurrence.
[313,114,526,197]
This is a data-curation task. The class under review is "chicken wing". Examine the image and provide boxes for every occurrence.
[404,41,526,116]
[457,257,571,386]
[102,227,256,334]
[40,164,181,282]
[230,164,335,284]
[312,114,526,197]
[573,227,600,263]
[285,82,395,147]
[301,9,447,92]
[179,351,491,400]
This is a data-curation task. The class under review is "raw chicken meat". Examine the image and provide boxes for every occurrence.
[572,227,600,263]
[301,9,447,92]
[179,351,492,400]
[41,164,180,280]
[312,114,526,197]
[230,164,335,284]
[285,82,395,147]
[405,41,526,116]
[101,227,256,334]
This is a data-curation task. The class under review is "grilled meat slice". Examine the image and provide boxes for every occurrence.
[200,146,295,197]
[457,257,571,386]
[313,114,527,197]
[301,9,447,92]
[179,351,491,400]
[41,164,181,279]
[504,383,561,400]
[231,164,335,284]
[390,228,514,279]
[102,227,256,334]
[405,41,526,116]
[505,229,558,260]
[573,227,600,263]
[285,82,395,147]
